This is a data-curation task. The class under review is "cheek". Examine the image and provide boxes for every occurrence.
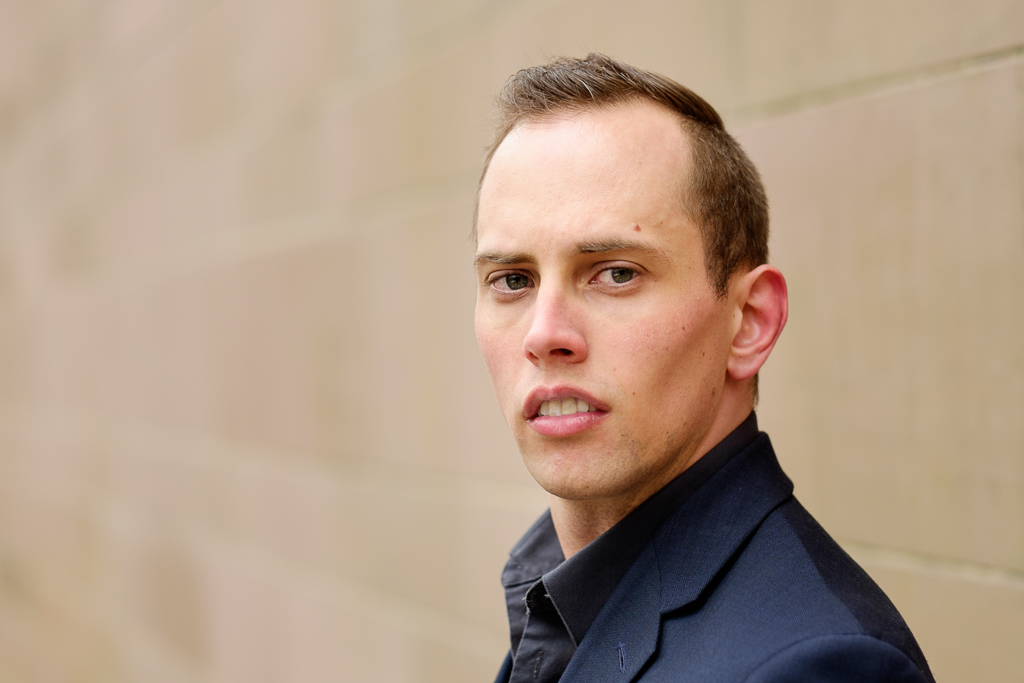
[610,308,725,396]
[475,318,520,393]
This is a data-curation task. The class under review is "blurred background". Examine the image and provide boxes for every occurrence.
[0,0,1022,681]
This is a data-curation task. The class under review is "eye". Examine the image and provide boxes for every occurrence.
[489,271,534,293]
[594,266,637,285]
[504,273,531,290]
[609,267,635,284]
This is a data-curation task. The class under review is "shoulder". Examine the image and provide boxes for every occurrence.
[757,499,928,662]
[742,634,930,683]
[650,498,933,682]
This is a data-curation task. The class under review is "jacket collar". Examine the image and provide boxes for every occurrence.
[559,434,793,683]
[655,433,793,612]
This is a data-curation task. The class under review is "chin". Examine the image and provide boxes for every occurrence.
[523,457,637,502]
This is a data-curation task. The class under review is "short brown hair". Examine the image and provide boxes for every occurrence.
[475,53,769,297]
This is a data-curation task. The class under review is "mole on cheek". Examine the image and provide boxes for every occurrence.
[633,224,641,231]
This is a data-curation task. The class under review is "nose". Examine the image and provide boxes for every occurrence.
[523,287,588,366]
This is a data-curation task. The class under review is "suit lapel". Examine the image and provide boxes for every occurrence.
[655,435,793,613]
[560,435,794,682]
[559,543,662,683]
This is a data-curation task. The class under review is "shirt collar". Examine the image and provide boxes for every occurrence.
[503,411,761,645]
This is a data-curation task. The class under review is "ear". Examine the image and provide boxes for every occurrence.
[727,264,788,382]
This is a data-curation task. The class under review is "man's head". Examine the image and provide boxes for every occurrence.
[474,54,769,297]
[473,55,787,522]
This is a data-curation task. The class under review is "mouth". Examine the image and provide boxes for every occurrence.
[536,397,600,417]
[523,387,609,437]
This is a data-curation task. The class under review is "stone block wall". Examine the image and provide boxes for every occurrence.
[0,1,1020,681]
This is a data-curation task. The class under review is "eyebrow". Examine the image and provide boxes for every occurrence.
[576,238,668,260]
[474,237,670,268]
[474,251,535,268]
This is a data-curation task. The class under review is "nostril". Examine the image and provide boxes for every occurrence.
[555,348,572,356]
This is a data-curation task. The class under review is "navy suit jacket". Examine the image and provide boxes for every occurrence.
[495,434,934,683]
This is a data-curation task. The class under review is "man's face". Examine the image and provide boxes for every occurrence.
[474,102,737,506]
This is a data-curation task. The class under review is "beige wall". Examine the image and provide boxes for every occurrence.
[0,1,1021,681]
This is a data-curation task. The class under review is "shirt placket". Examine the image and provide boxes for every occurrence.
[509,580,575,683]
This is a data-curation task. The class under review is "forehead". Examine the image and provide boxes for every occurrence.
[476,102,693,253]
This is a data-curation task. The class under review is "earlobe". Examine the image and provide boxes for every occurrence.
[727,265,788,381]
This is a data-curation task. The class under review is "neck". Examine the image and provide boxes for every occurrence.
[550,385,753,559]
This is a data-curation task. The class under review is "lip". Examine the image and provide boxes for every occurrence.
[522,385,609,419]
[522,385,609,437]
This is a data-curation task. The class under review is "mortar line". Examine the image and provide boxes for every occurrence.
[1016,60,1024,254]
[730,43,1024,128]
[841,540,1024,589]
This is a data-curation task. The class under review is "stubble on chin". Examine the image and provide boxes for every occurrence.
[519,431,655,504]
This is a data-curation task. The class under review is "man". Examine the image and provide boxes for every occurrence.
[473,55,934,683]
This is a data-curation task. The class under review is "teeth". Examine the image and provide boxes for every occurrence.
[538,398,597,417]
